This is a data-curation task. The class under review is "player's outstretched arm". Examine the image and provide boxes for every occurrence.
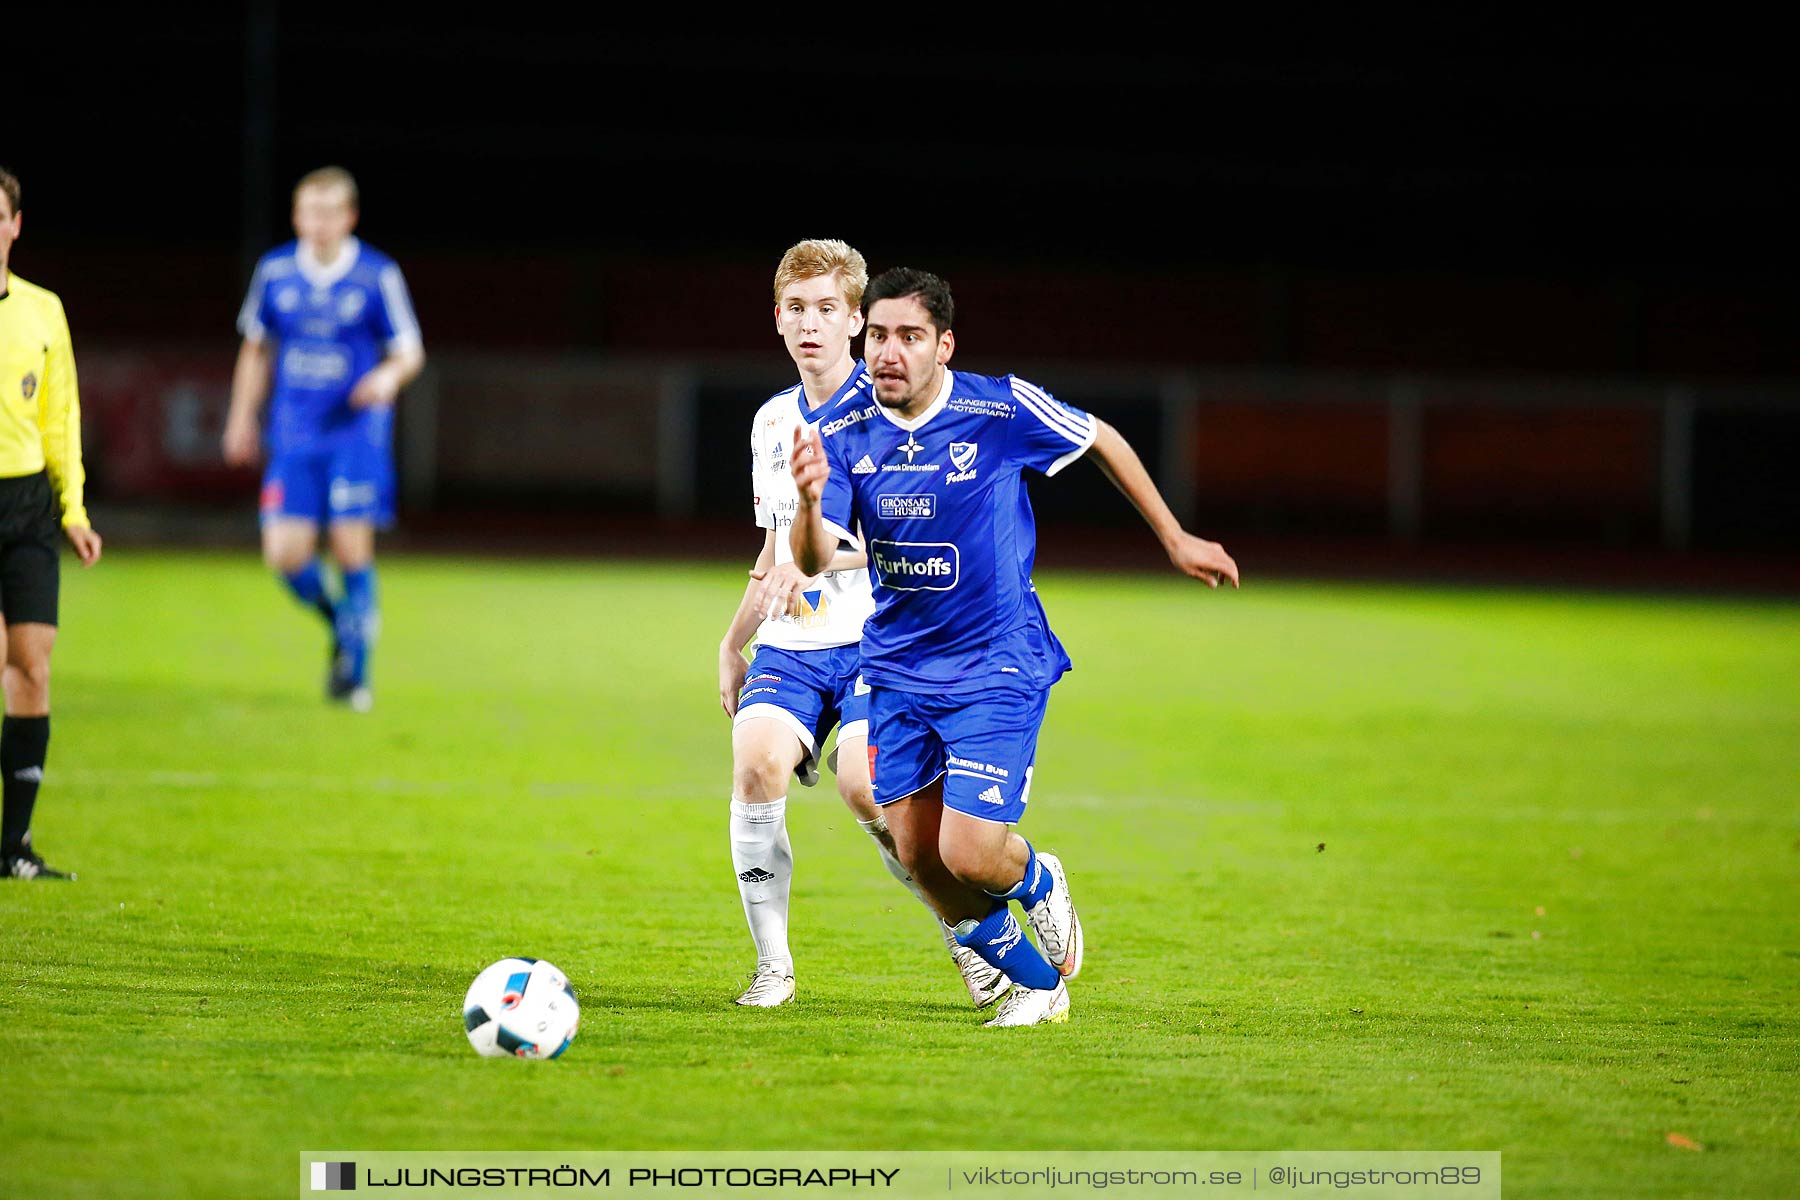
[718,532,778,717]
[1086,419,1239,589]
[222,338,274,466]
[788,423,837,576]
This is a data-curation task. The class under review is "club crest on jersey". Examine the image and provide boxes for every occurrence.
[20,372,37,401]
[947,441,979,482]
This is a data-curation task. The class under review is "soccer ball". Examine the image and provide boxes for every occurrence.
[462,958,580,1059]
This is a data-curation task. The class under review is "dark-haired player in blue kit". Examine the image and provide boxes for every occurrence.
[223,167,424,710]
[790,268,1238,1026]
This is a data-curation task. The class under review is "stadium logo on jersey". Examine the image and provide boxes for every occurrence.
[852,455,876,475]
[20,372,36,401]
[870,540,959,591]
[878,494,936,519]
[821,404,877,436]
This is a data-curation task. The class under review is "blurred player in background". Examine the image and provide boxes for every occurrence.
[223,167,423,711]
[717,239,1007,1008]
[0,167,103,881]
[791,268,1239,1025]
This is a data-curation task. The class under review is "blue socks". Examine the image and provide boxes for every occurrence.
[955,902,1061,991]
[336,566,378,688]
[988,841,1053,909]
[953,841,1062,990]
[281,559,337,628]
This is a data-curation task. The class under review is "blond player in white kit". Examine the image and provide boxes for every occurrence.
[716,239,1008,1009]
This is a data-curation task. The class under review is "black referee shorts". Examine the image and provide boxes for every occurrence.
[0,471,62,627]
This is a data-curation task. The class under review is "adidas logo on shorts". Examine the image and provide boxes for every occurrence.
[852,455,876,475]
[977,785,1004,806]
[738,868,775,883]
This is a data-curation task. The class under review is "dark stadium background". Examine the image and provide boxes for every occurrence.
[11,15,1797,585]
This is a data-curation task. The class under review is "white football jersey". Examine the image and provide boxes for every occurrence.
[750,370,875,651]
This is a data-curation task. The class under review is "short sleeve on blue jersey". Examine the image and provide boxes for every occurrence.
[1008,376,1097,476]
[370,263,423,353]
[816,399,870,549]
[237,256,275,341]
[819,450,860,549]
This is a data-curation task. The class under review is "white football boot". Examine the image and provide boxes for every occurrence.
[983,979,1070,1027]
[734,965,796,1007]
[942,921,1011,1008]
[1023,852,1083,979]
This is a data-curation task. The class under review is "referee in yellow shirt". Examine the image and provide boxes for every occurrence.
[0,167,102,881]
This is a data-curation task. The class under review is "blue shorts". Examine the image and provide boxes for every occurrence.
[261,441,395,527]
[868,685,1049,824]
[733,643,869,779]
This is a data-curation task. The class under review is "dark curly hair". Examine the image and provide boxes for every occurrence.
[863,267,954,334]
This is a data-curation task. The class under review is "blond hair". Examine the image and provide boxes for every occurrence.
[772,239,868,308]
[293,165,359,207]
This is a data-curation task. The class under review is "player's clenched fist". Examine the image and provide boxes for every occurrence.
[790,422,829,504]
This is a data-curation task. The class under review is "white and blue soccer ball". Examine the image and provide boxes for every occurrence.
[462,958,580,1059]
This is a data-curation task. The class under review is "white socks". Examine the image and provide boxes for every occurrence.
[857,813,933,909]
[730,797,793,976]
[731,803,941,978]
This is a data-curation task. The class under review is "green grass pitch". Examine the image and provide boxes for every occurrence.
[2,551,1796,1198]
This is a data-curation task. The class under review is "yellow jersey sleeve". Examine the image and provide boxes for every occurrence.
[39,289,87,528]
[7,278,88,528]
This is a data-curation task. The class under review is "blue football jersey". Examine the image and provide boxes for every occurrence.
[815,369,1098,694]
[236,237,422,454]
